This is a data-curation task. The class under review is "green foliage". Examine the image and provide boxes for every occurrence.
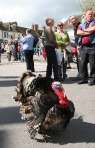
[80,0,95,12]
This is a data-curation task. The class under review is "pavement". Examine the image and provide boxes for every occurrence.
[0,54,95,148]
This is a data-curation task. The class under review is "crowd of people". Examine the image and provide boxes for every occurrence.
[0,7,95,86]
[0,39,25,63]
[0,34,42,63]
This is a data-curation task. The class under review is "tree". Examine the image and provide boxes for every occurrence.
[80,0,95,11]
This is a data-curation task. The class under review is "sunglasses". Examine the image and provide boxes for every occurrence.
[58,24,64,27]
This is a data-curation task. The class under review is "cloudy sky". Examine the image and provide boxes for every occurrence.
[0,0,81,27]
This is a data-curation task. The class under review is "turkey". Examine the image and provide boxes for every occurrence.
[13,71,75,141]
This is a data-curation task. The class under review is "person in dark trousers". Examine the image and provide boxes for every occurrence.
[77,8,95,86]
[42,17,59,81]
[21,29,35,72]
[69,16,80,73]
[0,45,2,63]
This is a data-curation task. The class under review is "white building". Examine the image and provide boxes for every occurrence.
[0,22,27,42]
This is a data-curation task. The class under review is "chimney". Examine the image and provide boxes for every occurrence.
[32,24,39,31]
[34,24,39,31]
[32,24,35,30]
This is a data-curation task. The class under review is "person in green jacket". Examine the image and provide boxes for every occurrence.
[55,22,70,81]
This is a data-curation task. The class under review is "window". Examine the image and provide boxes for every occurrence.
[3,32,8,38]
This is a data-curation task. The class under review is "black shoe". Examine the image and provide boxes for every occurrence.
[78,79,88,84]
[88,79,95,86]
[67,66,72,69]
[63,74,68,80]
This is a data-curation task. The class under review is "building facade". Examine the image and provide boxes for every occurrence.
[0,21,43,43]
[0,22,28,43]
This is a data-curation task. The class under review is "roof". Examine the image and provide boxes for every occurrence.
[0,21,28,33]
[0,21,42,36]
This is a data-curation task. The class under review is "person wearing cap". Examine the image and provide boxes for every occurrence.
[55,22,70,80]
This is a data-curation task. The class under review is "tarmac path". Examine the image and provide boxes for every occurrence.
[0,56,95,148]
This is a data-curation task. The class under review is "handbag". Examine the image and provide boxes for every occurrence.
[82,36,90,45]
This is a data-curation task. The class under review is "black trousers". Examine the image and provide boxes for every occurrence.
[62,56,67,78]
[79,48,95,80]
[24,50,35,72]
[45,45,59,81]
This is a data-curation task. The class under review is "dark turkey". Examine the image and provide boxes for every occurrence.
[13,71,75,141]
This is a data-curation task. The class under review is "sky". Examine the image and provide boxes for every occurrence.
[0,0,81,27]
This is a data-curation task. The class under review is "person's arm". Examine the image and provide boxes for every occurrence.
[41,30,48,46]
[64,32,70,46]
[77,28,91,36]
[84,26,95,33]
[20,36,26,44]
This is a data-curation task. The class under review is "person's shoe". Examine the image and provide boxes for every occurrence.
[78,79,88,84]
[32,69,35,72]
[88,79,95,86]
[63,74,68,80]
[67,66,72,69]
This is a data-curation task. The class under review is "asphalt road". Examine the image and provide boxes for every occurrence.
[0,55,95,148]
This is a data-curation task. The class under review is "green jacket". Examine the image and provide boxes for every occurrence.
[55,31,70,47]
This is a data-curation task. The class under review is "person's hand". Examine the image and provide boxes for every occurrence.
[61,43,66,48]
[84,26,95,33]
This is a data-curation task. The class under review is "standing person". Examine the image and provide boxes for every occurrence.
[0,43,5,63]
[42,17,59,81]
[14,40,18,61]
[9,35,16,61]
[17,42,21,61]
[55,22,70,80]
[77,8,95,85]
[1,43,5,53]
[21,29,35,72]
[69,16,80,73]
[0,44,2,63]
[5,42,12,62]
[20,33,25,62]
